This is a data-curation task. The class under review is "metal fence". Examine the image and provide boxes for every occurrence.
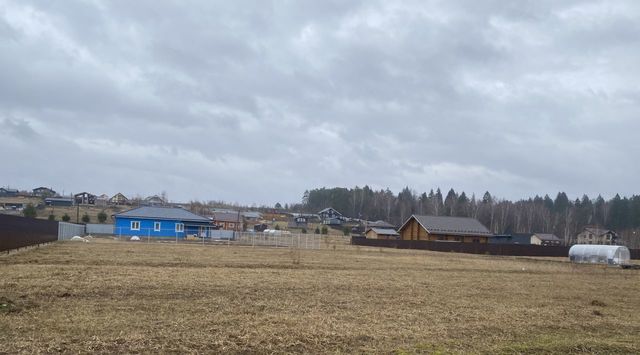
[351,237,640,259]
[58,222,86,241]
[86,223,114,235]
[0,214,58,252]
[111,228,341,250]
[234,232,323,249]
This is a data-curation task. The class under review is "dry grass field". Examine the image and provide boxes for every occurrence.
[1,240,639,354]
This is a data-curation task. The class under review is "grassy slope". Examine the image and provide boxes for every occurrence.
[1,240,639,354]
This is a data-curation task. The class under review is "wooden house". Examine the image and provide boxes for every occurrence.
[365,228,399,240]
[398,215,493,243]
[212,212,243,231]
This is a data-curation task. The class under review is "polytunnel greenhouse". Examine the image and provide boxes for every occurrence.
[568,245,631,265]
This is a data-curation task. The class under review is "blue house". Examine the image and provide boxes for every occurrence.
[113,206,212,239]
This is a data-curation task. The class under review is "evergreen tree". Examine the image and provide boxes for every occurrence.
[23,203,37,218]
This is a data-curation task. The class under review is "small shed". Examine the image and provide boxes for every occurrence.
[365,228,399,240]
[569,245,630,266]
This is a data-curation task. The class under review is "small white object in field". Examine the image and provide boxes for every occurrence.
[130,236,141,241]
[521,267,526,271]
[70,236,87,242]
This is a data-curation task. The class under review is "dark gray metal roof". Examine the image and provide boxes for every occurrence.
[366,220,395,229]
[368,228,399,236]
[114,206,210,222]
[407,215,493,237]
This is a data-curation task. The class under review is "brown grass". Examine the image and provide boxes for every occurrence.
[1,239,639,354]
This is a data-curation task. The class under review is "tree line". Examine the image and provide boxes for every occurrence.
[296,186,640,247]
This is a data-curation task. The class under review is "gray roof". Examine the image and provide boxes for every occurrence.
[367,228,399,236]
[318,207,342,215]
[213,212,242,223]
[584,227,617,237]
[366,220,395,229]
[114,206,210,222]
[405,215,493,237]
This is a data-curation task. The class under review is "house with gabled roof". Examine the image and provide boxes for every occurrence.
[0,187,19,197]
[113,206,211,238]
[575,227,618,245]
[398,215,493,243]
[318,207,343,225]
[109,193,129,205]
[33,187,56,197]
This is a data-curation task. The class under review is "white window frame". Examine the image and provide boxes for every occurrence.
[131,221,140,231]
[154,221,161,232]
[175,223,184,232]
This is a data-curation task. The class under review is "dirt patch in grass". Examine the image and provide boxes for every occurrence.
[1,239,639,353]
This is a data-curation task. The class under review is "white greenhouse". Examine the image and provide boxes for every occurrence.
[569,245,631,265]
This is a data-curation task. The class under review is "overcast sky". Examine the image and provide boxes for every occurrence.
[1,0,639,205]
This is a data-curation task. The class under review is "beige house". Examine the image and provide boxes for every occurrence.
[530,233,562,246]
[575,227,618,245]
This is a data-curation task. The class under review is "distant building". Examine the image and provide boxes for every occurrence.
[365,228,399,240]
[0,187,19,197]
[398,215,493,243]
[530,233,562,246]
[288,216,308,229]
[242,211,262,221]
[212,212,243,231]
[33,187,56,197]
[45,197,74,207]
[143,195,165,206]
[318,207,343,225]
[575,227,618,245]
[74,192,96,205]
[113,206,211,238]
[109,193,129,205]
[489,234,533,245]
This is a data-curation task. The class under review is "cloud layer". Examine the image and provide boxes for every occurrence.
[1,0,639,204]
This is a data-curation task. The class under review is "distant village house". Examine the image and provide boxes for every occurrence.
[33,187,56,197]
[575,227,618,245]
[74,192,96,205]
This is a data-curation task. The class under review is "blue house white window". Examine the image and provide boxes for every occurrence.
[131,221,140,231]
[154,222,161,232]
[175,223,184,232]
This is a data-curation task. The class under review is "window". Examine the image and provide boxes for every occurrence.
[131,221,140,231]
[175,223,184,232]
[154,222,161,232]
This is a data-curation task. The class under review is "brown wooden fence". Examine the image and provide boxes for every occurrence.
[0,214,58,252]
[351,237,640,259]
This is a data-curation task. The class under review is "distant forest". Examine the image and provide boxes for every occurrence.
[292,186,640,247]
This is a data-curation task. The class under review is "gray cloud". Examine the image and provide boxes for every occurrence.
[1,0,639,204]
